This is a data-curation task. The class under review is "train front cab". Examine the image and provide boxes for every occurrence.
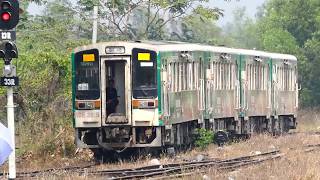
[73,44,162,151]
[100,47,162,150]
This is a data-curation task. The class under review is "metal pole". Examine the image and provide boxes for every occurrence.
[92,6,98,44]
[8,86,16,179]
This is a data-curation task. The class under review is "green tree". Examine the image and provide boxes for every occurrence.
[173,13,222,44]
[76,0,225,40]
[255,0,320,107]
[223,7,260,49]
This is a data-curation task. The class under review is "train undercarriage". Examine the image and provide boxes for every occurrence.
[75,114,296,160]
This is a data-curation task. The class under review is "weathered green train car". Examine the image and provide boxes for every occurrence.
[72,41,298,152]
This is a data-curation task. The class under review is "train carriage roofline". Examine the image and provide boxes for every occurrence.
[73,41,297,62]
[266,52,297,62]
[73,41,159,55]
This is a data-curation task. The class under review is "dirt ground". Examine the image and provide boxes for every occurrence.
[1,109,320,180]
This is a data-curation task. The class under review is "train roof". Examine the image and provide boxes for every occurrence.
[73,41,297,62]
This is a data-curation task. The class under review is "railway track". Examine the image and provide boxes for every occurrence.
[2,143,320,179]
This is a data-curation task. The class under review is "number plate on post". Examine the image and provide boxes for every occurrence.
[0,77,19,86]
[0,31,16,41]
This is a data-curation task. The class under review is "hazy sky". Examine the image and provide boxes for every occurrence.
[27,0,266,27]
[212,0,266,25]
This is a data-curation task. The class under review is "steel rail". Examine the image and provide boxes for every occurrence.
[3,143,320,179]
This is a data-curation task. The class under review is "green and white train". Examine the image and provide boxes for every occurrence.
[72,41,298,152]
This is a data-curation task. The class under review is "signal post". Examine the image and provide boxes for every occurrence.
[0,0,20,179]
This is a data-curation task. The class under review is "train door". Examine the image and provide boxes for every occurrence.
[101,58,131,125]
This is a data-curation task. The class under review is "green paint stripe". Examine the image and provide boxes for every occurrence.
[269,58,273,113]
[71,52,76,127]
[159,120,164,126]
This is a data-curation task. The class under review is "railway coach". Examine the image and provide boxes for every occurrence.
[71,41,298,154]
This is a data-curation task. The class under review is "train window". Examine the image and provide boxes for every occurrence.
[215,62,218,90]
[284,67,288,90]
[194,62,198,90]
[179,62,183,91]
[178,62,182,92]
[230,64,234,90]
[181,62,184,91]
[247,64,250,90]
[228,63,230,90]
[286,68,288,91]
[220,62,223,90]
[221,63,224,89]
[289,68,291,91]
[278,67,281,90]
[291,68,295,91]
[279,67,283,91]
[178,62,180,91]
[281,67,284,91]
[218,62,222,90]
[184,62,186,90]
[216,62,219,90]
[264,66,266,90]
[223,63,225,89]
[228,63,231,90]
[289,67,292,91]
[191,62,194,90]
[180,62,183,91]
[251,64,254,90]
[249,64,251,90]
[257,65,260,90]
[251,65,254,90]
[256,65,259,90]
[212,62,216,90]
[74,49,100,100]
[187,63,192,90]
[132,48,157,99]
[168,63,172,92]
[171,63,174,92]
[173,62,179,92]
[289,68,292,91]
[278,67,280,90]
[175,62,178,92]
[246,64,251,90]
[283,67,286,90]
[248,64,251,90]
[172,62,175,92]
[225,63,229,90]
[225,63,228,90]
[254,65,257,90]
[283,67,285,90]
[172,62,177,92]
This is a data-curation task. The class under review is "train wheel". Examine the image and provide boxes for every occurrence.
[213,131,229,146]
[91,148,119,163]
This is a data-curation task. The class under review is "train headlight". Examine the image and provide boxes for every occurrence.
[105,46,125,54]
[76,100,101,110]
[132,100,158,109]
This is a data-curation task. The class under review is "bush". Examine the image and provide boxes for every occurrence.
[195,128,214,150]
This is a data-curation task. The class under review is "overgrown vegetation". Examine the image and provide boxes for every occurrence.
[195,128,214,150]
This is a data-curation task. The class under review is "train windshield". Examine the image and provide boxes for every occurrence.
[74,49,100,100]
[132,48,157,99]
